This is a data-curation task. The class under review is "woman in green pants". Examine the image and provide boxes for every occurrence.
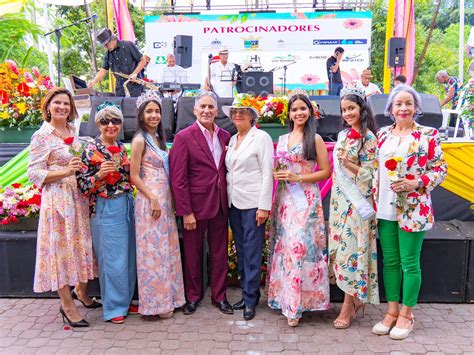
[372,85,447,340]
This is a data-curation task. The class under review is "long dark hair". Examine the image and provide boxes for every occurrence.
[287,94,317,161]
[340,94,378,151]
[135,99,167,151]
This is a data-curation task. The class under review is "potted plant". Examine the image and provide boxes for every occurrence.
[0,183,41,231]
[0,60,53,143]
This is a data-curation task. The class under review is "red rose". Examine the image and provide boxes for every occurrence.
[255,123,260,129]
[418,155,428,167]
[407,155,416,168]
[104,171,121,185]
[419,203,430,217]
[405,174,416,180]
[411,131,421,140]
[11,183,22,188]
[17,82,30,97]
[107,146,121,155]
[347,128,362,140]
[63,137,74,145]
[385,158,398,171]
[8,216,19,224]
[420,175,430,186]
[428,138,436,160]
[0,90,9,104]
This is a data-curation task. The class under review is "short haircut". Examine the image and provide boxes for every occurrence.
[384,84,423,118]
[335,46,344,53]
[435,70,449,80]
[194,90,218,107]
[393,75,406,83]
[95,106,124,125]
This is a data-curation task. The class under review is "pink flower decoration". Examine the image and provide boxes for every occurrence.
[24,72,34,83]
[6,60,19,75]
[32,67,40,79]
[300,74,320,85]
[343,19,363,30]
[158,15,199,22]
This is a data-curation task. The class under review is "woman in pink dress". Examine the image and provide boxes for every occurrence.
[28,88,97,328]
[130,91,185,318]
[267,92,331,327]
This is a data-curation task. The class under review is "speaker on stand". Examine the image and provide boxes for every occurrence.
[174,35,193,68]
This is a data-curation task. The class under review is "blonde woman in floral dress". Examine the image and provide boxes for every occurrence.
[267,93,331,327]
[328,86,379,329]
[130,91,185,318]
[28,88,97,328]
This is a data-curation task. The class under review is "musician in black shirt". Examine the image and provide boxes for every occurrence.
[326,47,344,96]
[88,28,148,97]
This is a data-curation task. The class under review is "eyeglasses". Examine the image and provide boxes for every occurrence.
[99,118,122,126]
[230,108,250,114]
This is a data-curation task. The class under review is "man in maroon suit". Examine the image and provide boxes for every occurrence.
[169,91,233,315]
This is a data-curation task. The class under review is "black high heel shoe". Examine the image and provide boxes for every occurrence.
[59,306,89,328]
[71,290,102,309]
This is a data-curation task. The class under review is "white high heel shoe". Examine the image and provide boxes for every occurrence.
[389,313,415,340]
[372,312,398,335]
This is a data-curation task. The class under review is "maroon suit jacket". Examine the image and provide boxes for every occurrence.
[169,122,231,220]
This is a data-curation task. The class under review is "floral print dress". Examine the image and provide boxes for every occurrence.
[135,146,185,315]
[328,129,379,304]
[28,122,95,292]
[267,134,330,320]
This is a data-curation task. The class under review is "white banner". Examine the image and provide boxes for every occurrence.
[144,12,372,93]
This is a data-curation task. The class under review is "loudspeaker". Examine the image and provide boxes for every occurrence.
[310,95,342,142]
[367,94,443,129]
[367,94,393,128]
[174,35,193,69]
[388,37,406,67]
[175,97,237,136]
[240,72,273,97]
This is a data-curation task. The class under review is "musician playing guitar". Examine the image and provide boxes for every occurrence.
[88,28,149,97]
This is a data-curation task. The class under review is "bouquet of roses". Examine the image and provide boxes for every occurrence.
[0,183,41,225]
[259,96,288,126]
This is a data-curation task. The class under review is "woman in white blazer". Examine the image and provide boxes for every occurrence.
[223,99,274,321]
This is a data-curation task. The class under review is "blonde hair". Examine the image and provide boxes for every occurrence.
[95,106,123,125]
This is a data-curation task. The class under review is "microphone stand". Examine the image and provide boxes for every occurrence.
[44,15,97,87]
[269,61,296,95]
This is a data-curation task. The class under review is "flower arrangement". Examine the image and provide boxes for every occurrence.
[259,96,289,125]
[0,60,54,129]
[0,183,41,225]
[459,78,474,129]
[227,225,271,282]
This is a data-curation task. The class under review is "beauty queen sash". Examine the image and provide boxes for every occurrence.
[144,132,169,176]
[333,131,375,221]
[274,135,308,213]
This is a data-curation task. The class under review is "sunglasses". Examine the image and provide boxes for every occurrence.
[99,118,122,126]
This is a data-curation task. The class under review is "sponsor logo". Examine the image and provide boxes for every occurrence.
[271,54,299,63]
[343,53,364,63]
[153,41,168,49]
[242,36,260,50]
[313,39,368,45]
[155,56,167,65]
[309,55,327,60]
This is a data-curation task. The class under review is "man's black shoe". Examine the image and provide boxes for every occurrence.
[233,299,245,310]
[212,300,234,315]
[182,302,198,315]
[243,306,255,321]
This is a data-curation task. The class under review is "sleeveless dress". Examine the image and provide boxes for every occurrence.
[267,134,330,320]
[135,147,185,315]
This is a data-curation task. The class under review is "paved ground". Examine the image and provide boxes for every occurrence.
[0,288,473,354]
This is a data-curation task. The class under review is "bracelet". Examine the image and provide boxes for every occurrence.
[298,174,303,183]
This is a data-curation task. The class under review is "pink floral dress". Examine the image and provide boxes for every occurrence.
[135,146,185,315]
[267,134,330,320]
[28,122,95,293]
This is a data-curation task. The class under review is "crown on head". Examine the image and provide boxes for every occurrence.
[136,90,162,109]
[96,101,121,113]
[288,89,309,100]
[340,85,366,100]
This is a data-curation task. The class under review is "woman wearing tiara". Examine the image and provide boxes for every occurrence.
[267,91,331,327]
[130,91,185,318]
[328,86,379,329]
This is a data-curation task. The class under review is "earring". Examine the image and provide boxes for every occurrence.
[47,111,51,119]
